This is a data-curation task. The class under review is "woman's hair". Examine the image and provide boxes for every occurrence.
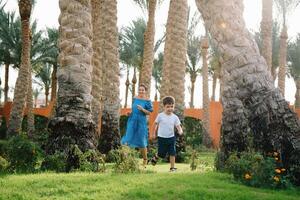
[139,83,147,91]
[162,96,175,105]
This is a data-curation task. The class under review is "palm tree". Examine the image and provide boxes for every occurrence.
[201,36,212,148]
[98,0,121,154]
[47,0,97,158]
[26,63,34,137]
[275,0,300,96]
[196,0,300,185]
[288,34,300,108]
[134,0,157,97]
[32,87,41,108]
[152,52,163,101]
[7,0,34,136]
[90,0,102,133]
[160,0,188,158]
[34,63,52,106]
[260,0,273,74]
[186,36,201,108]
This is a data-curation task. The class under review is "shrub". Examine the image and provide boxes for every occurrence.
[108,146,140,173]
[183,117,203,148]
[6,134,41,173]
[0,117,7,139]
[0,155,9,172]
[190,149,198,171]
[65,145,106,172]
[226,151,290,189]
[215,151,227,171]
[41,151,67,172]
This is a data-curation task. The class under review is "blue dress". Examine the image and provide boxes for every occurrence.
[121,98,153,148]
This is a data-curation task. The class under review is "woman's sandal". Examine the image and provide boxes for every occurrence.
[148,155,158,166]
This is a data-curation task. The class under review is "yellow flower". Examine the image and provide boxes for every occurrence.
[275,169,281,174]
[273,176,280,182]
[244,173,252,180]
[273,152,279,157]
[274,157,279,161]
[281,168,286,172]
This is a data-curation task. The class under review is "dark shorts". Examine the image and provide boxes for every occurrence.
[157,136,176,158]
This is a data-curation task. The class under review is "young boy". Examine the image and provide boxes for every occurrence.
[149,96,183,172]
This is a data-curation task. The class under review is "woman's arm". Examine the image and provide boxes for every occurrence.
[137,105,151,115]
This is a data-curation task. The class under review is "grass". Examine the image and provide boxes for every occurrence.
[0,152,299,200]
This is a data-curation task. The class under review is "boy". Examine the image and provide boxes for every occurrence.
[149,96,183,172]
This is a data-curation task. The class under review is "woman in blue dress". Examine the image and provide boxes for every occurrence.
[121,84,153,166]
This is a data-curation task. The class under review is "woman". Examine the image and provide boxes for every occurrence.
[121,84,153,166]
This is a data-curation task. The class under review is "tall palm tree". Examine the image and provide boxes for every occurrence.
[152,52,163,101]
[160,0,188,157]
[201,36,212,147]
[34,63,52,106]
[260,0,273,74]
[26,63,34,137]
[98,0,121,154]
[91,0,102,133]
[196,0,300,185]
[47,0,97,157]
[32,87,41,108]
[7,0,34,136]
[287,34,300,108]
[186,36,201,108]
[275,0,300,96]
[134,0,157,97]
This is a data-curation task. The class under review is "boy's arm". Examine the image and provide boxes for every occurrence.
[176,124,183,135]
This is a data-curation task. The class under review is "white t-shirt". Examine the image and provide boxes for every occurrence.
[155,112,181,138]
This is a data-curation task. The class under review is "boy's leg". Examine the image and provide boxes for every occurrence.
[168,136,176,170]
[170,155,175,169]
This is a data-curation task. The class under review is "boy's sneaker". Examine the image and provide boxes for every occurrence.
[169,167,177,172]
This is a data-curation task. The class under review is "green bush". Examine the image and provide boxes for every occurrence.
[6,134,41,173]
[226,151,290,189]
[66,145,106,172]
[41,151,67,172]
[0,117,7,139]
[120,115,129,137]
[215,151,227,171]
[108,146,140,173]
[0,155,9,172]
[183,117,203,148]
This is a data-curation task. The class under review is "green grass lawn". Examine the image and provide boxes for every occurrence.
[0,152,299,200]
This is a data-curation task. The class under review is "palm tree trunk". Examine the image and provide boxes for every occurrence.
[132,67,137,102]
[27,66,34,137]
[196,0,300,185]
[295,78,300,109]
[45,88,49,107]
[278,25,288,96]
[99,0,120,154]
[124,71,130,108]
[139,0,157,97]
[50,64,57,101]
[91,0,103,135]
[161,0,188,160]
[211,73,217,101]
[4,63,9,103]
[190,77,196,108]
[7,0,32,136]
[47,0,97,158]
[201,36,212,148]
[260,0,273,74]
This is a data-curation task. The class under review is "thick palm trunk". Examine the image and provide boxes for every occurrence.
[295,78,300,109]
[260,0,273,74]
[201,37,212,147]
[7,0,31,136]
[98,0,120,154]
[50,64,57,101]
[278,25,288,96]
[27,66,34,137]
[47,0,96,156]
[91,0,103,135]
[139,0,157,97]
[190,76,196,108]
[161,0,188,160]
[4,63,9,102]
[196,0,300,185]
